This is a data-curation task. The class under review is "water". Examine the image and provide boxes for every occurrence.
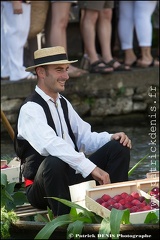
[93,117,159,180]
[1,115,159,180]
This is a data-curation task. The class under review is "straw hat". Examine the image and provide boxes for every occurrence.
[25,46,78,72]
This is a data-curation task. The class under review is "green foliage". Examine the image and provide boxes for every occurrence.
[1,206,18,239]
[67,220,84,239]
[1,173,28,239]
[35,197,159,240]
[98,217,111,238]
[110,208,130,239]
[128,153,149,176]
[144,211,159,224]
[35,197,102,239]
[1,173,28,211]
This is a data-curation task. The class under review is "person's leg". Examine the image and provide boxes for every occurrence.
[152,2,159,60]
[98,7,130,70]
[80,9,99,64]
[26,140,130,216]
[80,8,113,73]
[1,2,9,79]
[118,1,137,66]
[135,1,159,67]
[97,8,113,63]
[2,2,31,81]
[50,2,87,77]
[50,2,70,49]
[26,156,74,216]
[69,140,130,185]
[88,140,130,183]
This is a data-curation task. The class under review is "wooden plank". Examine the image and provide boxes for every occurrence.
[11,220,160,233]
[16,210,47,217]
[15,204,47,217]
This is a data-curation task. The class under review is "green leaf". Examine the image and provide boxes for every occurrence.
[93,213,103,224]
[5,199,16,211]
[128,153,149,176]
[1,173,8,187]
[1,188,15,211]
[67,220,84,239]
[47,197,96,220]
[110,208,130,239]
[98,217,111,239]
[70,207,78,217]
[144,211,159,224]
[12,191,28,207]
[5,182,16,195]
[76,214,93,223]
[34,214,72,239]
[34,213,49,223]
[120,209,130,224]
[46,206,54,221]
[3,189,14,202]
[69,208,94,223]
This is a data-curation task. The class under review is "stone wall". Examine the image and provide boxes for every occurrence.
[1,67,159,133]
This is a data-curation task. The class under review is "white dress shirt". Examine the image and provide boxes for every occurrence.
[17,86,113,178]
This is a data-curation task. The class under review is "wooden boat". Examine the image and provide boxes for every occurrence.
[10,203,159,239]
[3,172,159,239]
[10,220,159,239]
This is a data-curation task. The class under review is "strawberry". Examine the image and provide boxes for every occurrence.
[113,203,123,209]
[113,194,122,202]
[120,192,129,198]
[1,164,8,169]
[101,194,111,202]
[150,187,159,196]
[131,199,141,205]
[119,199,126,205]
[131,192,140,199]
[101,202,109,208]
[106,198,116,205]
[107,205,113,210]
[125,195,134,202]
[138,196,145,202]
[137,202,145,208]
[143,205,152,211]
[96,198,104,204]
[130,206,139,213]
[124,203,133,209]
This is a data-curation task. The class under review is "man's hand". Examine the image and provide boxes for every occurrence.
[111,132,132,149]
[91,166,111,185]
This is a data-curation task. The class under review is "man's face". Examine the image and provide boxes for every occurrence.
[38,64,70,95]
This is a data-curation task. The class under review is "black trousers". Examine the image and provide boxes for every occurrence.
[26,140,130,216]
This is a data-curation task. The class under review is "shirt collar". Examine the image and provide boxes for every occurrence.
[35,85,61,102]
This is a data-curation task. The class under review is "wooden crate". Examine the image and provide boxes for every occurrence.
[1,158,24,183]
[85,178,159,224]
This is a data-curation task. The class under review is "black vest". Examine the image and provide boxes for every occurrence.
[14,91,78,180]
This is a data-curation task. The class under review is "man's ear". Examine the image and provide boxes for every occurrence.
[36,66,45,76]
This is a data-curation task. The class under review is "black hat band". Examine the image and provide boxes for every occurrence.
[34,53,68,65]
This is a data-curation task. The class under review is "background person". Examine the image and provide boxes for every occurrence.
[48,0,87,78]
[1,1,36,81]
[118,0,159,67]
[79,1,130,73]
